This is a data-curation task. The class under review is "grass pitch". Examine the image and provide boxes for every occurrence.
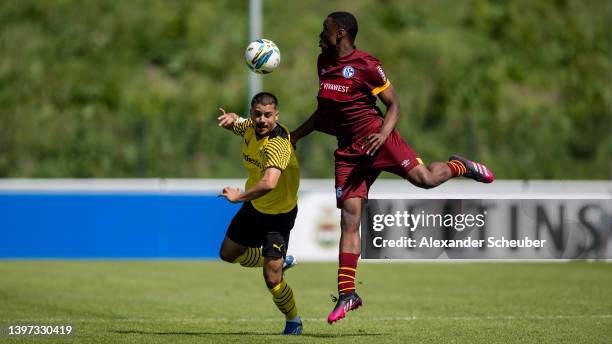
[0,261,611,343]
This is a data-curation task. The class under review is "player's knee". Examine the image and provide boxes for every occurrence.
[409,169,441,189]
[418,179,439,189]
[341,214,360,233]
[264,275,282,289]
[263,267,282,288]
[218,248,235,263]
[341,200,362,232]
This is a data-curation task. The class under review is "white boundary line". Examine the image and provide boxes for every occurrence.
[0,179,610,198]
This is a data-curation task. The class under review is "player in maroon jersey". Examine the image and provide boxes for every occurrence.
[291,11,494,324]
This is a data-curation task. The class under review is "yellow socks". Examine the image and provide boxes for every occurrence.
[269,279,298,320]
[233,247,264,267]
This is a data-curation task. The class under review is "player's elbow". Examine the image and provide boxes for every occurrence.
[391,101,400,116]
[261,179,278,191]
[260,168,281,191]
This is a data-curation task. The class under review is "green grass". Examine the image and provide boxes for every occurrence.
[0,261,611,343]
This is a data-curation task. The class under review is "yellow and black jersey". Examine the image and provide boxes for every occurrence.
[232,118,300,214]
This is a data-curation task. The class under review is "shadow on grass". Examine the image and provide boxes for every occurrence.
[113,329,383,338]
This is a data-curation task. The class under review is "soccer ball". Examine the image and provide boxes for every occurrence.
[244,39,281,74]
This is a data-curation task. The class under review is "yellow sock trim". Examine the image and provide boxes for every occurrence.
[270,281,284,293]
[339,286,356,293]
[339,267,356,272]
[450,160,467,175]
[338,274,355,279]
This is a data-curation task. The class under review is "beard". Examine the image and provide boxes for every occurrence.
[320,42,336,56]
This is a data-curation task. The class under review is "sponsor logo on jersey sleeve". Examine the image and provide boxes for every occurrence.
[376,65,387,83]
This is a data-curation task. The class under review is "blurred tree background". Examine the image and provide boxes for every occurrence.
[0,0,609,179]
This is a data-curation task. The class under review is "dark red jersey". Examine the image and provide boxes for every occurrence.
[314,49,391,146]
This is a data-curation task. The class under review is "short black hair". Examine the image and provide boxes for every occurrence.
[328,11,358,41]
[250,92,278,108]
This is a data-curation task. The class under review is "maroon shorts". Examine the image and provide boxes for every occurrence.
[334,129,422,208]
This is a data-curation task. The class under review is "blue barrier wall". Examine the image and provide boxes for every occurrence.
[0,193,240,258]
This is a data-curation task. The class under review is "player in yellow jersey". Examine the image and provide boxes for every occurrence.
[217,92,302,335]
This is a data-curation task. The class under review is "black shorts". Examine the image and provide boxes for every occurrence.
[226,201,298,259]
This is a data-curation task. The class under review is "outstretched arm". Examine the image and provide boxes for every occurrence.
[220,167,281,203]
[363,84,401,155]
[290,111,317,147]
[218,107,252,137]
[217,108,238,130]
